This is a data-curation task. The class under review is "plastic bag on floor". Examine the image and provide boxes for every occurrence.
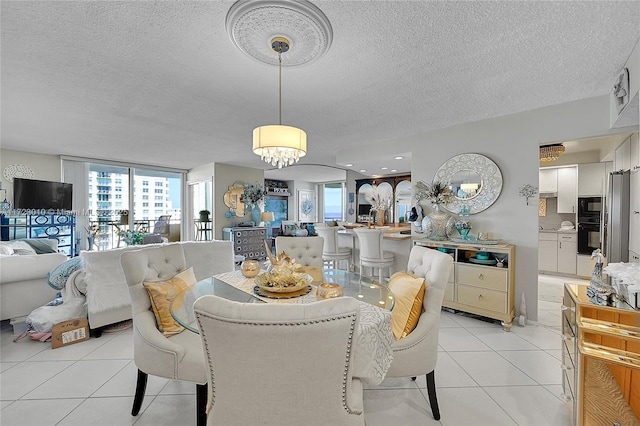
[14,271,87,342]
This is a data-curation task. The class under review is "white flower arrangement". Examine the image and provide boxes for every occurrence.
[414,180,454,205]
[361,185,393,210]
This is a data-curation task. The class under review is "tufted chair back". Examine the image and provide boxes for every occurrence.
[194,295,365,426]
[384,245,453,421]
[121,243,221,425]
[275,236,324,268]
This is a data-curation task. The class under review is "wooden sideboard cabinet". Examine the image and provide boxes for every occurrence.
[562,284,640,425]
[222,226,268,260]
[413,238,515,331]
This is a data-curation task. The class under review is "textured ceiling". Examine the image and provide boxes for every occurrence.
[1,1,639,181]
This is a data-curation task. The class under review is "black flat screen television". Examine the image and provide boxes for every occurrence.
[13,178,73,211]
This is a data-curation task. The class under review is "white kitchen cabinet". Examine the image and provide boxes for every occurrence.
[539,168,558,193]
[615,136,631,171]
[557,233,577,275]
[539,233,558,272]
[629,169,640,255]
[630,132,639,172]
[578,163,606,196]
[557,166,577,213]
[539,232,577,275]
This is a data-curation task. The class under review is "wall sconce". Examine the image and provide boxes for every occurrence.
[518,184,538,206]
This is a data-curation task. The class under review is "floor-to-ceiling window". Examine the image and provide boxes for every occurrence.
[87,163,182,248]
[323,182,344,222]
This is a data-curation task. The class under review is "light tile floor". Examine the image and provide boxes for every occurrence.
[1,275,586,425]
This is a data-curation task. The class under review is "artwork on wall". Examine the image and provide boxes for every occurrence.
[298,189,316,222]
[264,198,287,228]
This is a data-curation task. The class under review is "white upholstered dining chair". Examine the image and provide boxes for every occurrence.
[353,227,394,283]
[315,226,352,270]
[274,235,324,268]
[384,245,453,421]
[120,242,234,426]
[194,295,365,426]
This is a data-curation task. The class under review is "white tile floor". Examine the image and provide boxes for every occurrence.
[1,275,586,425]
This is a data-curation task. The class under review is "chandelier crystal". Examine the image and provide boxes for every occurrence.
[539,144,565,162]
[253,37,307,169]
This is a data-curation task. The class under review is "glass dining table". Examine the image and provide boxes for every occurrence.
[170,267,395,385]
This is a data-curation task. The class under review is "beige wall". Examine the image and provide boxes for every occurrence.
[336,94,639,321]
[213,163,264,240]
[0,149,62,202]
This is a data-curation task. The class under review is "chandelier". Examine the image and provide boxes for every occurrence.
[252,37,307,169]
[539,144,565,162]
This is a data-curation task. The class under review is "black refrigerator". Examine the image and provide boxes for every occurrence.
[605,170,630,264]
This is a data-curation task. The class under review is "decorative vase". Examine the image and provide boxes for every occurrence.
[250,204,262,225]
[241,259,261,278]
[455,205,472,240]
[375,208,385,226]
[422,203,455,241]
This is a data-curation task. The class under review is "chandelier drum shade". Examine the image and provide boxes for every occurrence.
[252,36,307,169]
[539,144,566,162]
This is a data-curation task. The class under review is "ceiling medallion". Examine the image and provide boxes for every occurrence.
[225,0,333,67]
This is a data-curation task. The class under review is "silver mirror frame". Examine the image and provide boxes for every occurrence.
[434,153,503,214]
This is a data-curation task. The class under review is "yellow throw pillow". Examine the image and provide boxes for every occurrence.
[143,267,197,336]
[388,271,427,340]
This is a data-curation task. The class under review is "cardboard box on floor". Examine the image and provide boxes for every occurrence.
[51,318,89,349]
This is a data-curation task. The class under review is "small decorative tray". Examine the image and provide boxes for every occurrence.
[253,285,312,299]
[451,238,500,245]
[469,257,498,265]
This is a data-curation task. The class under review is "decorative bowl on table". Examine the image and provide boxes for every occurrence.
[254,272,313,293]
[316,282,344,299]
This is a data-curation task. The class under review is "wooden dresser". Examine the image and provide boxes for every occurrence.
[562,284,640,425]
[413,238,515,331]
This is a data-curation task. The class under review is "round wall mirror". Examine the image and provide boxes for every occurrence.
[434,153,502,214]
[450,169,483,201]
[224,182,246,217]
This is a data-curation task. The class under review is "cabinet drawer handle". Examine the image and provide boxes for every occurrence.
[561,363,573,371]
[478,273,484,280]
[561,304,570,311]
[561,335,574,342]
[478,294,484,300]
[634,211,639,214]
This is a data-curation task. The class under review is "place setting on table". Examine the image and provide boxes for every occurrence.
[170,241,395,385]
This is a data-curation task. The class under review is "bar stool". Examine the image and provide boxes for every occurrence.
[315,227,351,270]
[353,227,394,283]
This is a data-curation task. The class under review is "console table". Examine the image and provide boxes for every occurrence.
[413,238,515,331]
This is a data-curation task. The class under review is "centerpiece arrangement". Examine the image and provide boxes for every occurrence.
[253,241,313,293]
[414,180,456,240]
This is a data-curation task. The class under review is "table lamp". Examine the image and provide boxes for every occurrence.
[261,212,274,238]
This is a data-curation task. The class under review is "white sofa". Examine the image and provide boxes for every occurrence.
[69,241,234,331]
[0,239,67,320]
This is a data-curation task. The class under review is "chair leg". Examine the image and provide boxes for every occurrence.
[131,369,148,416]
[196,383,207,426]
[426,370,440,420]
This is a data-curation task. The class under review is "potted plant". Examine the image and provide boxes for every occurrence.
[199,210,211,222]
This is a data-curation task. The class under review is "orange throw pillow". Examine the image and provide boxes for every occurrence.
[388,271,427,340]
[143,267,197,336]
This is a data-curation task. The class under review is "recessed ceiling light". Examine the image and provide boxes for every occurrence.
[381,167,388,170]
[391,169,398,172]
[359,169,366,173]
[394,156,404,160]
[345,163,353,167]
